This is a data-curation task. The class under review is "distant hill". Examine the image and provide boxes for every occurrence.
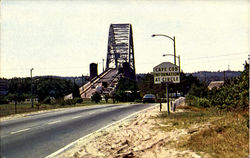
[136,71,241,83]
[34,76,90,86]
[7,70,241,87]
[186,71,241,83]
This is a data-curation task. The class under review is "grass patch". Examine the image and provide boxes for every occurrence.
[157,106,249,157]
[0,99,117,117]
[180,111,249,158]
[157,107,223,131]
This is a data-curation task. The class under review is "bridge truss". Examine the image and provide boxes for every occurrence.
[106,24,135,75]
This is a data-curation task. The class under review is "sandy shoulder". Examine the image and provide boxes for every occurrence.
[57,107,202,158]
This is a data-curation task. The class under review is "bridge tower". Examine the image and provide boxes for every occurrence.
[106,24,135,79]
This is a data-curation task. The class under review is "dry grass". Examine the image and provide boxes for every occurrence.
[182,111,249,158]
[157,106,249,158]
[157,107,221,131]
[0,100,114,117]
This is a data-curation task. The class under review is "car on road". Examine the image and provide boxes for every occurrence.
[142,94,156,103]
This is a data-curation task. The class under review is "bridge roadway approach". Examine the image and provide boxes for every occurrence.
[0,103,157,158]
[80,68,119,99]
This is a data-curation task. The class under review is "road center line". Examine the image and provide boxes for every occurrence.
[72,116,81,119]
[48,120,62,125]
[11,128,31,134]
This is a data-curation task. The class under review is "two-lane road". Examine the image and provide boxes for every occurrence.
[0,103,157,158]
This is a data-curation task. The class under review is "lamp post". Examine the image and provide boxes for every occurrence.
[152,34,176,65]
[30,68,34,108]
[163,54,181,110]
[163,54,181,73]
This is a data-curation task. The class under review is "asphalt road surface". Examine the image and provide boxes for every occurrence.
[0,103,157,158]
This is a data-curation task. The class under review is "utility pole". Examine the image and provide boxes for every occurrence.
[82,74,84,86]
[205,72,207,83]
[224,71,226,82]
[30,68,34,108]
[103,58,105,72]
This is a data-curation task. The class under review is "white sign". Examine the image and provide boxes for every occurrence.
[153,62,180,84]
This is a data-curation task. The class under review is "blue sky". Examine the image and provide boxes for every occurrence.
[1,0,249,78]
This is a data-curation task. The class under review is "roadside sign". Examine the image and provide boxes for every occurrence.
[153,62,180,84]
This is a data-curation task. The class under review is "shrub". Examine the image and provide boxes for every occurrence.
[0,96,8,104]
[43,97,51,104]
[91,92,102,103]
[134,99,142,103]
[65,99,75,105]
[197,98,211,108]
[56,98,65,106]
[186,96,211,108]
[74,98,83,104]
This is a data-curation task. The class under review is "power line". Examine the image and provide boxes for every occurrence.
[183,52,249,61]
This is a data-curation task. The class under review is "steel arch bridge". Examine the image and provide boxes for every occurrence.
[106,24,135,77]
[79,24,136,99]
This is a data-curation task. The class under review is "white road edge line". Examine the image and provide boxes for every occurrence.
[72,116,81,119]
[48,120,62,125]
[11,128,31,134]
[45,104,159,158]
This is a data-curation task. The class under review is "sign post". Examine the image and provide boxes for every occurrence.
[153,62,180,114]
[166,82,170,114]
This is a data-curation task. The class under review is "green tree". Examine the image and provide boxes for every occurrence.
[187,83,208,98]
[72,83,80,98]
[91,92,102,103]
[35,77,73,103]
[114,77,140,102]
[7,76,76,104]
[187,62,249,111]
[104,94,109,103]
[137,72,201,99]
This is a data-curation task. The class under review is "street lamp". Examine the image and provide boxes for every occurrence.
[152,34,176,65]
[30,68,34,108]
[163,54,181,108]
[163,54,181,73]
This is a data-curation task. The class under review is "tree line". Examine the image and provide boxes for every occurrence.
[186,62,249,111]
[2,62,248,110]
[137,72,200,99]
[0,76,80,105]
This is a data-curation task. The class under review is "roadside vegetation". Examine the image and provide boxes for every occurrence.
[0,75,142,117]
[0,77,80,104]
[137,71,201,99]
[157,62,249,157]
[0,76,84,117]
[0,99,116,117]
[186,62,249,111]
[112,77,141,102]
[158,106,249,158]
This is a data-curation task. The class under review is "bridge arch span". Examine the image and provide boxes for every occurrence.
[106,24,135,78]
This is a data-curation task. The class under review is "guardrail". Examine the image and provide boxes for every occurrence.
[174,97,185,106]
[172,97,185,111]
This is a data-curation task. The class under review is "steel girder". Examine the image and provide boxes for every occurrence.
[106,24,135,74]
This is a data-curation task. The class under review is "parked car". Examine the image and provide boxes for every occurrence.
[142,94,156,103]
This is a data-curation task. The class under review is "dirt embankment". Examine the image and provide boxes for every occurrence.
[57,107,201,158]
